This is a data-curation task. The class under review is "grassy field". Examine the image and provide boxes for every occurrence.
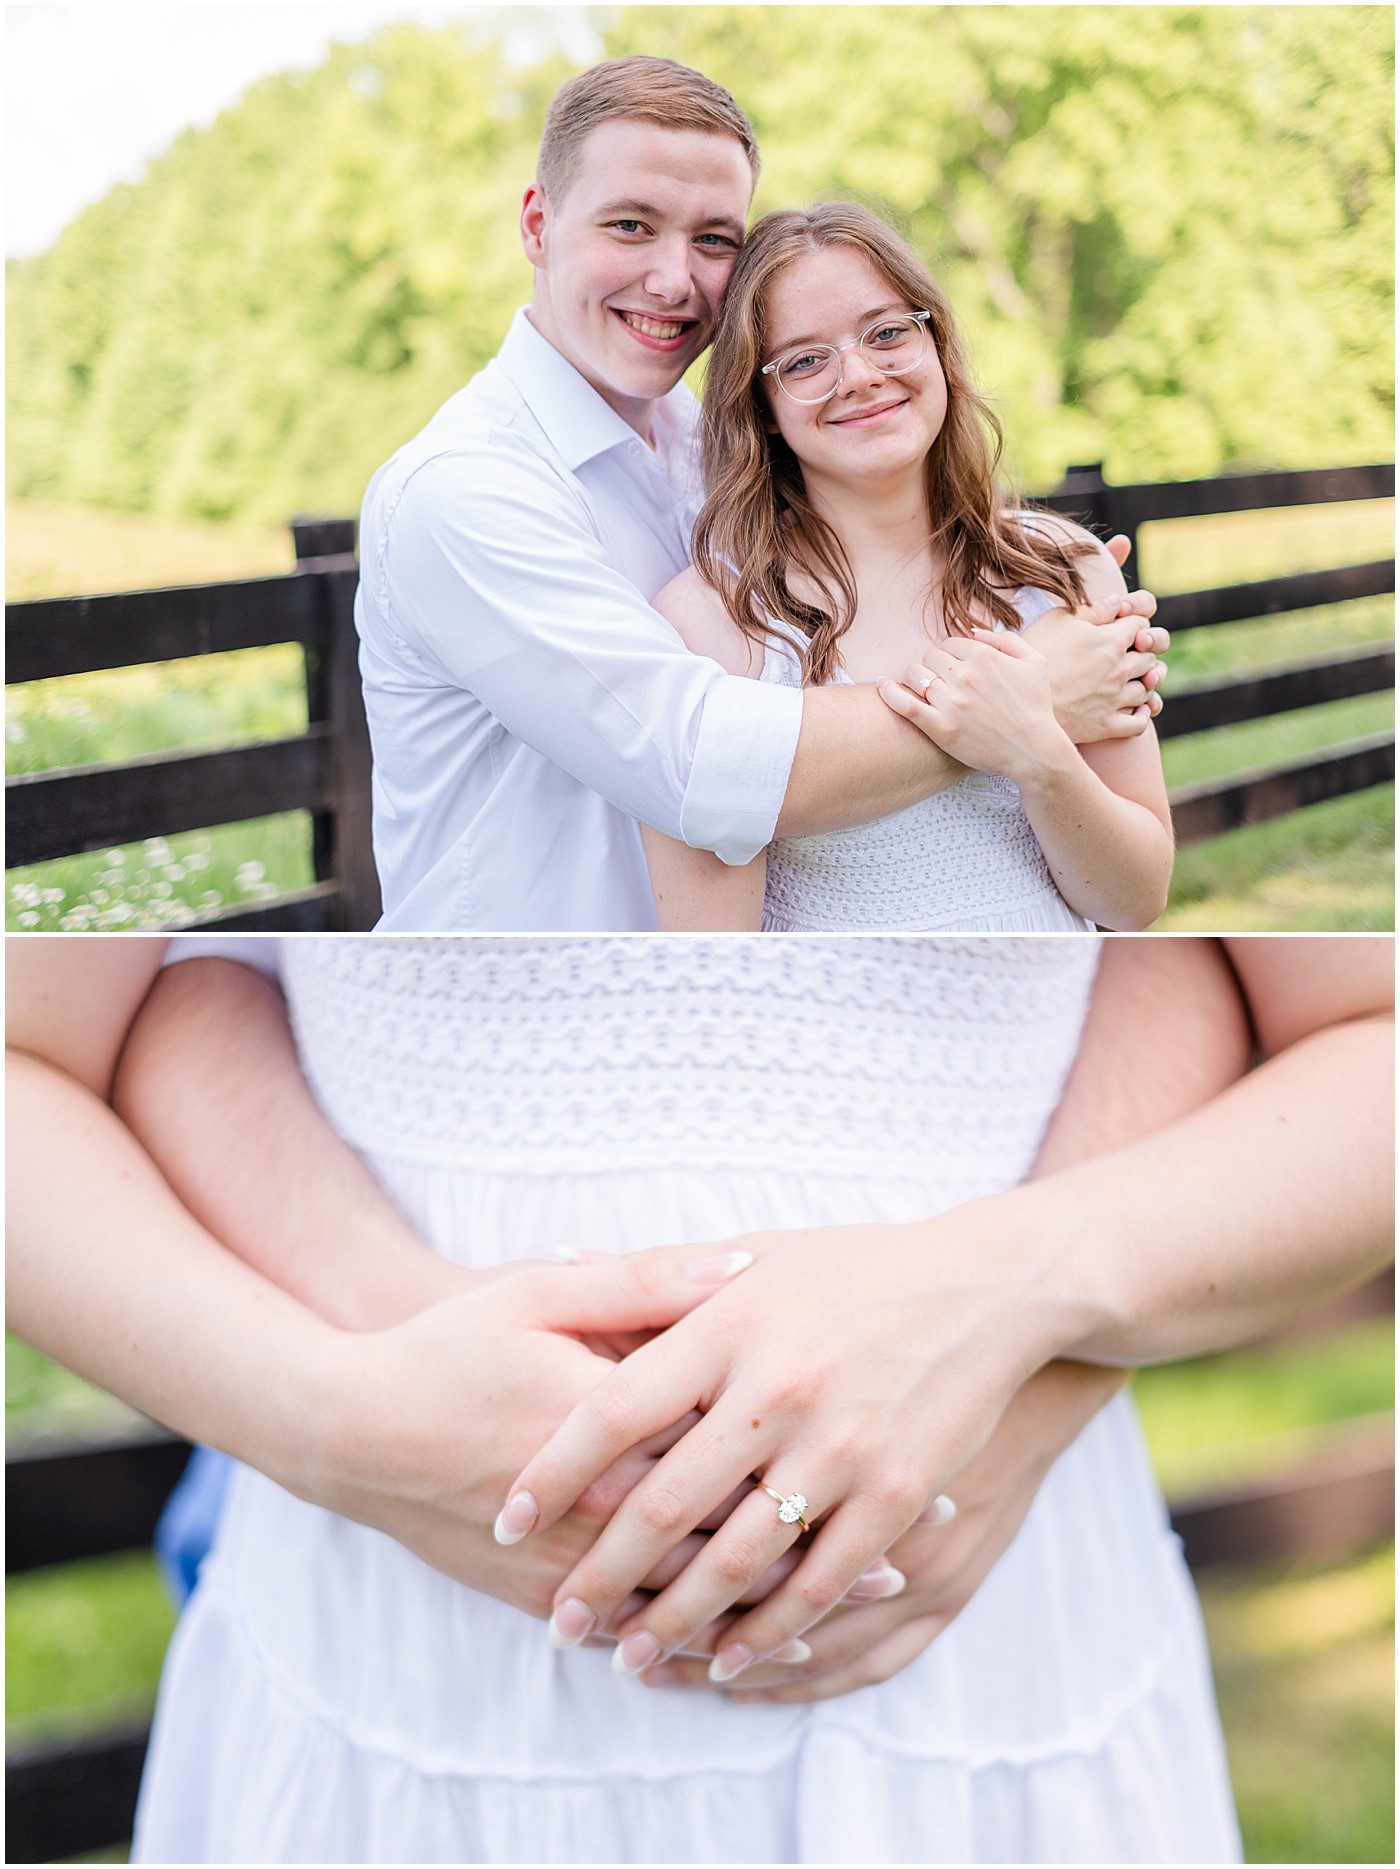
[7,1318,1394,1862]
[5,495,1395,931]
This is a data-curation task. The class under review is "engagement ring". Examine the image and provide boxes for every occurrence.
[759,1482,811,1532]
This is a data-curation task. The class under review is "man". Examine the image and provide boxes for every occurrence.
[355,56,1163,930]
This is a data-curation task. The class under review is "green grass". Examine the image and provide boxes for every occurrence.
[6,815,315,931]
[5,498,292,602]
[1160,692,1393,788]
[7,644,306,773]
[6,1554,176,1749]
[1203,1545,1395,1864]
[1137,505,1396,930]
[1159,786,1395,932]
[1137,499,1396,594]
[1131,1317,1395,1496]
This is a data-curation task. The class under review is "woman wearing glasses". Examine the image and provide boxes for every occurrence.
[643,203,1174,932]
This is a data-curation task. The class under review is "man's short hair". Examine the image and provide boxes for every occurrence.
[537,56,760,201]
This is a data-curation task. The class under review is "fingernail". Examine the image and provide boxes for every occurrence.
[849,1561,907,1599]
[769,1639,813,1664]
[708,1643,754,1684]
[493,1491,538,1544]
[683,1250,753,1283]
[548,1598,596,1648]
[554,1244,582,1263]
[916,1494,958,1528]
[612,1631,663,1675]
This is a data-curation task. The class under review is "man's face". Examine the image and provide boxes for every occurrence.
[521,118,753,437]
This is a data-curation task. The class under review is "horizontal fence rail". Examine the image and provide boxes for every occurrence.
[7,470,1395,923]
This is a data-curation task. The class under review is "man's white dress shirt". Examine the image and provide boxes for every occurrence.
[355,310,804,930]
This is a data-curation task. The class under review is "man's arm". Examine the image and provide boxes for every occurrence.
[370,450,1162,861]
[111,953,465,1330]
[5,940,745,1618]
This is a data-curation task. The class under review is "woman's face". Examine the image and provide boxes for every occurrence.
[758,246,948,496]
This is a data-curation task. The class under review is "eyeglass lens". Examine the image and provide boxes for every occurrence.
[775,316,926,402]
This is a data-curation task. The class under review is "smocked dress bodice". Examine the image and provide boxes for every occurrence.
[759,587,1094,934]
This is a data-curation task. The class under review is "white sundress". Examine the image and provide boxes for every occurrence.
[133,936,1240,1864]
[759,584,1094,934]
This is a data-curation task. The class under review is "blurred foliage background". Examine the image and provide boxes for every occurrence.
[5,3,1395,933]
[7,5,1393,518]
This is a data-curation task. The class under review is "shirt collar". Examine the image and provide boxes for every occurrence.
[497,307,697,473]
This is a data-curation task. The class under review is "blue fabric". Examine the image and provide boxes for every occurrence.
[154,1446,233,1606]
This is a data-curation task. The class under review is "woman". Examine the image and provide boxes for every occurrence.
[643,203,1173,932]
[8,934,1391,1861]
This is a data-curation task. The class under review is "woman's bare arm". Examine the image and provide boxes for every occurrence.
[502,937,1391,1676]
[880,527,1174,929]
[5,939,748,1618]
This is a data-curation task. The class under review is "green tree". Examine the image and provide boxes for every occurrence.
[6,7,1392,521]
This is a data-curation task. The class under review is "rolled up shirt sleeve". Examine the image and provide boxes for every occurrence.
[371,442,803,864]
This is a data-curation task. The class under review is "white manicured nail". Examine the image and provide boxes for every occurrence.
[916,1494,957,1528]
[708,1643,754,1683]
[769,1639,813,1664]
[683,1250,753,1283]
[548,1598,595,1648]
[493,1491,538,1544]
[850,1562,907,1599]
[612,1631,662,1675]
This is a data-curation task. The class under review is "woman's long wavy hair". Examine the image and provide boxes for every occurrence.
[693,203,1095,686]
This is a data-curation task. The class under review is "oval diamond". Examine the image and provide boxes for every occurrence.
[778,1492,808,1524]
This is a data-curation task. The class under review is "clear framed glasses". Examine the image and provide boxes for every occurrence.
[761,310,932,404]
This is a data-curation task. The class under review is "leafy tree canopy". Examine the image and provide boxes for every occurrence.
[7,6,1392,522]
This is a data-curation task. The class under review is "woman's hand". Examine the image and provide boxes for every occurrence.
[889,630,1073,786]
[638,1360,1129,1698]
[497,1210,1064,1680]
[310,1250,757,1626]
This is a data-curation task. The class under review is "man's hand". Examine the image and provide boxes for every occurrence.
[1021,590,1164,742]
[1025,533,1168,738]
[308,1250,756,1626]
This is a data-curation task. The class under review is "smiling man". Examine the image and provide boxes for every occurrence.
[354,56,1161,931]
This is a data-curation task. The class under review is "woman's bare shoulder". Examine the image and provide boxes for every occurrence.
[652,567,763,678]
[1016,509,1126,600]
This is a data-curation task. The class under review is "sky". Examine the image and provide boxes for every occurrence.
[4,3,603,258]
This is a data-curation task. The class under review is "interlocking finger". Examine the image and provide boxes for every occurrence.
[729,1613,950,1705]
[701,1491,920,1681]
[546,1418,765,1649]
[609,1482,811,1673]
[498,1332,712,1544]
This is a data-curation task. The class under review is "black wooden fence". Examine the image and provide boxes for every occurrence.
[6,1275,1393,1863]
[6,520,379,931]
[6,464,1395,928]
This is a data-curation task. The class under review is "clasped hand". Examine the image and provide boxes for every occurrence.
[498,1209,1060,1686]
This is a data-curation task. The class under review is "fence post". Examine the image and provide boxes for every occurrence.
[290,519,381,931]
[1058,463,1140,589]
